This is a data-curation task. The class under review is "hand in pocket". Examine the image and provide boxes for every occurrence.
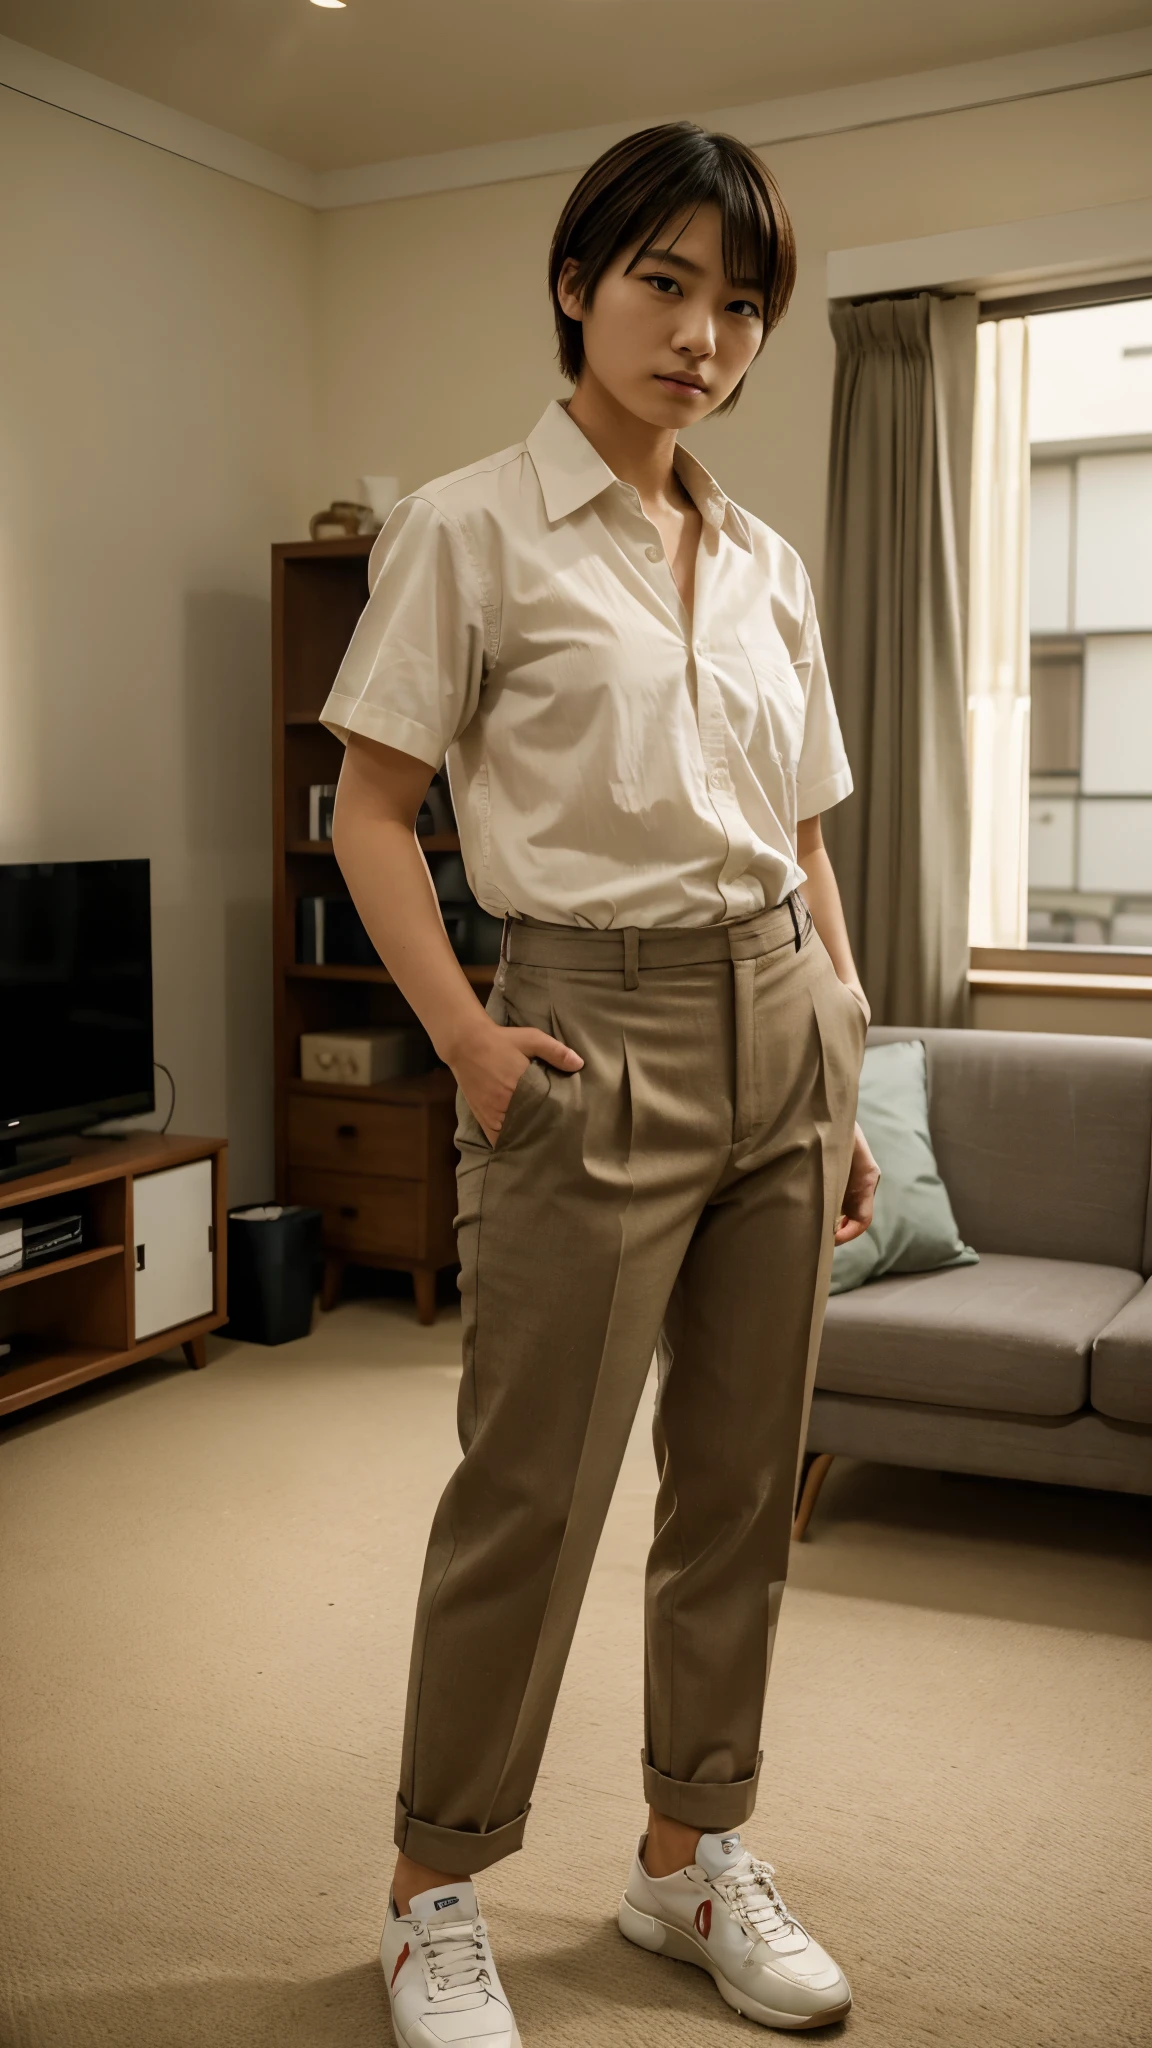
[450,1019,583,1146]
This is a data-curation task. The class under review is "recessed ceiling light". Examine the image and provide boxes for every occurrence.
[310,0,346,9]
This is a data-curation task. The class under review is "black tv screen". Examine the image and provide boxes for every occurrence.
[0,860,154,1141]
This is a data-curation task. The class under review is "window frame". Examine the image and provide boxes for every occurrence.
[975,274,1152,978]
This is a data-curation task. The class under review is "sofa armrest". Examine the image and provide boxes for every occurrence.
[1092,1278,1152,1426]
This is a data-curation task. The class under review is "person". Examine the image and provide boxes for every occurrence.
[322,120,879,2044]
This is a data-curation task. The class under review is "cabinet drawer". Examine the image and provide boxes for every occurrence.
[288,1168,422,1260]
[288,1095,424,1179]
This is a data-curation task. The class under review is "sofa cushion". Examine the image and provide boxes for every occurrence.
[865,1027,1152,1272]
[1092,1277,1152,1424]
[829,1040,977,1294]
[817,1252,1143,1415]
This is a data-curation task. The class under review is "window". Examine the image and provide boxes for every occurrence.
[1025,298,1152,950]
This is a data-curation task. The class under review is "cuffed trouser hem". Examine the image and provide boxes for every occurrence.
[393,1795,530,1875]
[641,1752,763,1830]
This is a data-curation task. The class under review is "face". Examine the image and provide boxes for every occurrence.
[557,202,765,428]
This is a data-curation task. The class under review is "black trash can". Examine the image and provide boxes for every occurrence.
[226,1203,323,1345]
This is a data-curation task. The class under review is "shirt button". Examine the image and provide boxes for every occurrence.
[644,543,662,562]
[709,767,728,789]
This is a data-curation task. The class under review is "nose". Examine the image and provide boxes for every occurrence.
[672,306,716,361]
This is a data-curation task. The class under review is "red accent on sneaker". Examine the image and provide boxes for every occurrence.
[391,1942,410,1990]
[694,1900,712,1940]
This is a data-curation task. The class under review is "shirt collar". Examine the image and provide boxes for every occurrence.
[672,442,752,552]
[526,398,752,551]
[526,400,616,521]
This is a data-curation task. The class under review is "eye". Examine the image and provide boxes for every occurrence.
[728,298,763,320]
[643,272,683,297]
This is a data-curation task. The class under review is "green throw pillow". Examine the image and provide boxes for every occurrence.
[829,1038,978,1295]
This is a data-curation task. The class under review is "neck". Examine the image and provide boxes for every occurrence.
[564,374,683,510]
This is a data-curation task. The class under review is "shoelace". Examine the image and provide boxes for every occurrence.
[412,1916,491,1997]
[718,1858,798,1945]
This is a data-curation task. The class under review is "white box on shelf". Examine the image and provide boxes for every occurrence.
[133,1159,215,1341]
[300,1028,422,1087]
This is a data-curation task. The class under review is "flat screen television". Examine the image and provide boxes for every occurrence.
[0,859,154,1179]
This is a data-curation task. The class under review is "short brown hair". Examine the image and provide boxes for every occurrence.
[548,122,796,415]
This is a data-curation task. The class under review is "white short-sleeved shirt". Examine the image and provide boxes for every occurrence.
[320,399,851,929]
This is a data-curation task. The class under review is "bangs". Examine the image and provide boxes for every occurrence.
[548,123,796,403]
[623,155,779,317]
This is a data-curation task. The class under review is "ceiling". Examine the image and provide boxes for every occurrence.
[3,0,1152,172]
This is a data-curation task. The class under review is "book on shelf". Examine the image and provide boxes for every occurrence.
[307,783,337,840]
[297,896,382,968]
[296,887,503,970]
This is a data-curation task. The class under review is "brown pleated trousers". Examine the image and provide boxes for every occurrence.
[394,895,865,1874]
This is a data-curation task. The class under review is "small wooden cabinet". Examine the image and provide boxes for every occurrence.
[0,1134,227,1418]
[271,537,494,1323]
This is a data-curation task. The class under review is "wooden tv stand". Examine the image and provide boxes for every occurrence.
[0,1133,227,1419]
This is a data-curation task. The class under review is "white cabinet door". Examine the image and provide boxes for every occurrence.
[133,1159,215,1342]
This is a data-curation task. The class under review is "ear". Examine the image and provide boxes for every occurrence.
[556,257,585,324]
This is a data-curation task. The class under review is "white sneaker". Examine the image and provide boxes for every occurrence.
[619,1829,852,2030]
[380,1880,521,2048]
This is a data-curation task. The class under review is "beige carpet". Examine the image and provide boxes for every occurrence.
[2,1297,1150,2048]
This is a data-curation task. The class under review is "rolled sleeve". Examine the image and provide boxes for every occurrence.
[794,573,852,818]
[319,494,489,771]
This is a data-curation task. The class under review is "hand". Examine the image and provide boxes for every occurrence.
[834,1123,880,1244]
[447,1017,583,1146]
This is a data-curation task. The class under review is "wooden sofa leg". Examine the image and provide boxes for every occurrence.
[412,1268,437,1325]
[792,1453,835,1541]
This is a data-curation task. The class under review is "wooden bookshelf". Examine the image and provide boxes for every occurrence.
[271,535,495,1324]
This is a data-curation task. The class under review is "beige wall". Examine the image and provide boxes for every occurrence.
[316,72,1152,592]
[0,94,318,1200]
[315,73,1152,1057]
[6,71,1152,1212]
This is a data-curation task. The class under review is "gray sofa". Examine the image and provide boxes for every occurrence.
[804,1027,1152,1514]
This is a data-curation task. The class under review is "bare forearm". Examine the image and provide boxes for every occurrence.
[329,734,581,1144]
[796,822,865,1003]
[797,814,878,1239]
[331,809,488,1064]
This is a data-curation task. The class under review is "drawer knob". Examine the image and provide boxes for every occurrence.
[337,1123,358,1138]
[338,1204,358,1219]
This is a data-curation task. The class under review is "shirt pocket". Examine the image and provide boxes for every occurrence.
[735,627,807,775]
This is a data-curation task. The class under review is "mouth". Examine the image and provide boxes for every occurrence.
[654,373,708,398]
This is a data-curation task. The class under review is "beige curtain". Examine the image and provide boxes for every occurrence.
[967,317,1031,949]
[822,293,978,1026]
